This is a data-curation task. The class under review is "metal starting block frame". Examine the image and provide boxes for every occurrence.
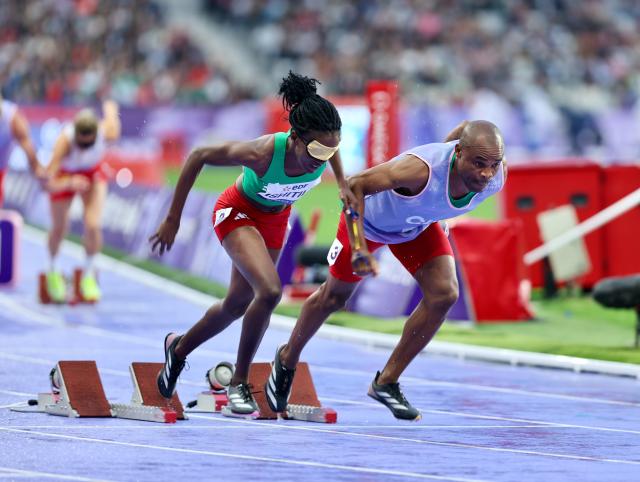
[9,392,60,413]
[13,361,184,423]
[187,362,337,424]
[187,391,229,413]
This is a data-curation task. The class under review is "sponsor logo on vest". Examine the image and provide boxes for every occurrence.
[405,215,428,225]
[400,215,431,237]
[257,179,321,204]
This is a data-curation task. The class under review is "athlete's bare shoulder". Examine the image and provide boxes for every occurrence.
[252,134,277,159]
[238,134,276,173]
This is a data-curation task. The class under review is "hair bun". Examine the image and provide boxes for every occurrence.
[278,71,320,111]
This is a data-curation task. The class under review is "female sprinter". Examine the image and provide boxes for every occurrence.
[149,72,355,415]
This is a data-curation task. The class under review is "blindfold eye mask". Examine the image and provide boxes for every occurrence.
[306,139,340,161]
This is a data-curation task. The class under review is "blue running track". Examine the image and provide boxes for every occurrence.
[1,228,639,482]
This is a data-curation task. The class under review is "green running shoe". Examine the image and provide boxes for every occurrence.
[80,273,101,302]
[46,272,66,303]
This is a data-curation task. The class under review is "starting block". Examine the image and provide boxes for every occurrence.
[38,273,55,304]
[42,361,113,417]
[38,269,99,305]
[187,361,337,423]
[11,361,184,423]
[113,362,186,421]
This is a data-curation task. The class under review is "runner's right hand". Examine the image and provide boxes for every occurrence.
[351,249,379,277]
[149,217,180,256]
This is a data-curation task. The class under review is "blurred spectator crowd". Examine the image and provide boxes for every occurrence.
[5,0,639,112]
[206,0,640,154]
[0,0,237,105]
[3,0,640,156]
[206,0,639,106]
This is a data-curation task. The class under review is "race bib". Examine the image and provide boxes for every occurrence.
[326,238,343,266]
[213,207,232,228]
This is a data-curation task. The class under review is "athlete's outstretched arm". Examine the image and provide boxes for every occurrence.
[101,100,121,142]
[45,133,71,179]
[149,138,267,255]
[42,133,90,194]
[11,111,43,179]
[327,150,359,216]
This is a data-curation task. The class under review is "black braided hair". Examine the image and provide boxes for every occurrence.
[278,71,342,135]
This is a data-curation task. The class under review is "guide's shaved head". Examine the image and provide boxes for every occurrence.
[459,120,504,154]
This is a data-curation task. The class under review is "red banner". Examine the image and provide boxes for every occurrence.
[366,80,400,167]
[451,219,534,322]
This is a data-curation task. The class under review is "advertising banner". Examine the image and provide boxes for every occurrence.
[366,80,400,168]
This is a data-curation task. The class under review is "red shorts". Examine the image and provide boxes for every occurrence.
[212,184,291,250]
[328,213,454,283]
[50,164,108,202]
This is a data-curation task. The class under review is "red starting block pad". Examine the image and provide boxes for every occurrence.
[38,269,99,305]
[12,361,182,423]
[195,362,336,423]
[44,361,112,417]
[116,362,186,421]
[253,362,336,423]
[38,273,57,305]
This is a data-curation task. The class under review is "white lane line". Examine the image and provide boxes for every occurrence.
[0,425,265,430]
[0,389,35,397]
[0,427,488,482]
[0,467,112,482]
[0,351,207,389]
[0,424,555,430]
[4,350,639,436]
[0,292,238,361]
[0,389,40,409]
[0,352,62,367]
[0,402,32,410]
[3,287,638,411]
[187,414,640,466]
[312,365,640,408]
[321,397,640,436]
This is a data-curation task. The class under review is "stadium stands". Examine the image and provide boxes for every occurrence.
[0,0,236,105]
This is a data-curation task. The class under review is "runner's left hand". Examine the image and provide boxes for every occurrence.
[339,184,360,220]
[149,217,180,256]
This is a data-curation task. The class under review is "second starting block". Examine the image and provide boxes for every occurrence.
[12,361,186,423]
[187,361,337,423]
